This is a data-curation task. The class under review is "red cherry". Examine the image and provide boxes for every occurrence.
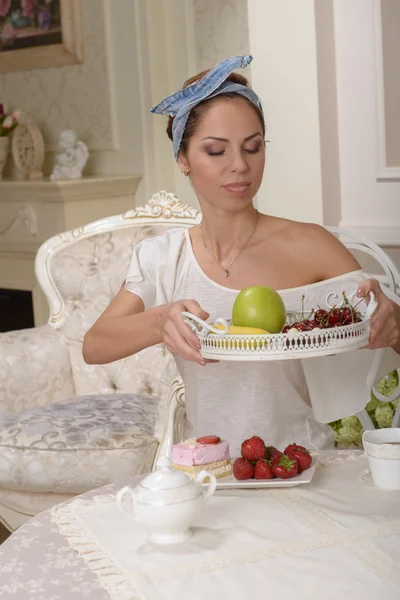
[308,319,320,329]
[314,309,327,323]
[328,311,341,325]
[340,307,355,324]
[282,325,291,334]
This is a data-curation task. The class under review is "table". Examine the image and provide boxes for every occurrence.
[0,452,399,600]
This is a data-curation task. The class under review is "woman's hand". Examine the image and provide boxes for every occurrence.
[161,299,217,366]
[357,279,400,350]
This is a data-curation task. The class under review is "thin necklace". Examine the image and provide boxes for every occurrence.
[200,210,259,277]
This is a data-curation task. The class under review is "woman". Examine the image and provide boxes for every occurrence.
[83,56,399,454]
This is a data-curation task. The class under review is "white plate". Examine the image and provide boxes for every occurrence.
[214,457,318,489]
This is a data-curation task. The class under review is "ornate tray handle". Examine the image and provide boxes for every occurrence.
[181,312,230,335]
[325,290,377,318]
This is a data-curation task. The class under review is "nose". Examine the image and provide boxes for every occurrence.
[230,148,249,173]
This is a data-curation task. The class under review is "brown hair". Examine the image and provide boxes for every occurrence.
[166,70,265,155]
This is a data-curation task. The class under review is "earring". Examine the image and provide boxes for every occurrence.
[181,171,189,177]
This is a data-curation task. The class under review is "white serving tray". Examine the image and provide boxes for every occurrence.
[181,291,377,362]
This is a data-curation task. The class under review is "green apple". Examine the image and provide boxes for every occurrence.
[232,286,286,333]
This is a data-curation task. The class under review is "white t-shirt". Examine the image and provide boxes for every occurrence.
[125,228,399,455]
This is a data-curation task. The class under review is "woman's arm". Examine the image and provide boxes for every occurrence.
[307,225,400,353]
[82,288,166,364]
[82,286,211,366]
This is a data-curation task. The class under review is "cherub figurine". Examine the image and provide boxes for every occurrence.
[50,130,89,181]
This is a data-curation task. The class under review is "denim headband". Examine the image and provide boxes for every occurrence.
[150,55,263,160]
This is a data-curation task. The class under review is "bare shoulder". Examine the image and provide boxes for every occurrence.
[259,215,361,279]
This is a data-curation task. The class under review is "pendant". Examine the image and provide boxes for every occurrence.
[224,269,229,277]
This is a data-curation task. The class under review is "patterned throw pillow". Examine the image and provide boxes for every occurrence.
[0,394,159,493]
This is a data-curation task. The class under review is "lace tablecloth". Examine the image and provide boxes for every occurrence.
[0,451,399,600]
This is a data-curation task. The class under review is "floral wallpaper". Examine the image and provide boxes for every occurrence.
[193,0,249,72]
[0,0,114,151]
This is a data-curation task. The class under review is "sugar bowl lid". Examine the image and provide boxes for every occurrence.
[140,456,192,491]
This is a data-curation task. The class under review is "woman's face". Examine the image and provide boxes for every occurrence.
[178,96,265,213]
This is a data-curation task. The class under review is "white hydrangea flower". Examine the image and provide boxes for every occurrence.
[375,404,394,428]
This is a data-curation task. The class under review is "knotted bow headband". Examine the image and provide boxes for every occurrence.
[150,55,264,160]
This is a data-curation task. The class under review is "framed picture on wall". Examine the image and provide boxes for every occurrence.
[0,0,83,73]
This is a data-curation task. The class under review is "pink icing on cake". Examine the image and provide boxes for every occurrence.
[172,438,230,467]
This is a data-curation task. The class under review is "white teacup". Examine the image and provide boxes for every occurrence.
[362,428,400,490]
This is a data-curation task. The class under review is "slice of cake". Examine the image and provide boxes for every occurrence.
[172,435,232,479]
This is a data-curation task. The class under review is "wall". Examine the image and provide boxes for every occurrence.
[132,0,198,207]
[0,0,113,153]
[381,0,400,167]
[314,0,342,227]
[193,0,249,72]
[247,0,324,223]
[1,0,146,204]
[332,0,400,268]
[1,0,252,210]
[246,0,399,274]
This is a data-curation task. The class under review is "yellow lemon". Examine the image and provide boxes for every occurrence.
[211,322,229,331]
[210,324,269,350]
[228,326,269,335]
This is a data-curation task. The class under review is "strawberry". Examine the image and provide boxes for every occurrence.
[233,457,255,480]
[254,459,275,480]
[197,435,220,444]
[284,443,308,454]
[241,436,266,461]
[265,446,279,460]
[287,448,312,473]
[271,454,299,479]
[270,449,283,463]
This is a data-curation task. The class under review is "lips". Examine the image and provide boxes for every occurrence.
[223,181,250,193]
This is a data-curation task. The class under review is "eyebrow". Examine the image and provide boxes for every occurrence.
[201,132,263,143]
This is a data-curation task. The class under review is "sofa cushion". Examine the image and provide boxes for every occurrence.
[0,394,159,494]
[0,486,73,518]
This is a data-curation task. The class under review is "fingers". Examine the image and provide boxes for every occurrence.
[357,278,383,303]
[368,321,399,349]
[174,299,210,349]
[165,334,218,366]
[183,299,210,320]
[173,308,202,349]
[164,322,202,359]
[166,338,205,365]
[163,299,217,366]
[367,299,399,349]
[164,303,204,365]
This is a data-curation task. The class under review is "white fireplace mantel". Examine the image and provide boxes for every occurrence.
[0,174,141,326]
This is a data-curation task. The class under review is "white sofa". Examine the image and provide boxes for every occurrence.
[0,191,197,531]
